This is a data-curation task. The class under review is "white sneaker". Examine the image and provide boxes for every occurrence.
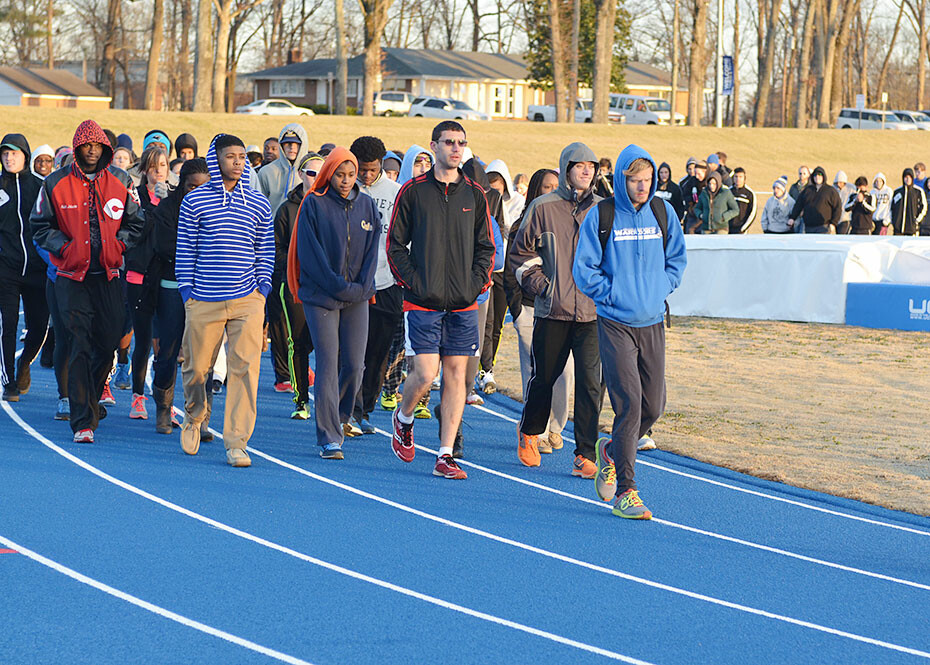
[465,391,484,406]
[430,375,441,391]
[478,370,496,394]
[637,435,657,451]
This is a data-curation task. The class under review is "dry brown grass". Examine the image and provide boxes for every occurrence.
[492,317,930,517]
[8,106,922,194]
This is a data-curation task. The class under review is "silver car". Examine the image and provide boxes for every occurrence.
[408,96,490,121]
[235,99,314,116]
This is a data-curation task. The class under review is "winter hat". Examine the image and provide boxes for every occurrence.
[246,144,261,154]
[117,133,133,151]
[174,132,198,157]
[833,170,847,185]
[685,156,697,168]
[383,152,401,172]
[706,154,720,165]
[695,160,708,170]
[143,129,172,155]
[279,129,302,145]
[773,175,788,194]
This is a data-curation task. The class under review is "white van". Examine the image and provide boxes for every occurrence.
[835,108,917,130]
[608,94,685,125]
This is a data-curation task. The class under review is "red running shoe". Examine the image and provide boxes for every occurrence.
[391,408,415,463]
[99,381,116,406]
[73,429,94,444]
[433,454,467,479]
[308,368,315,387]
[274,381,293,393]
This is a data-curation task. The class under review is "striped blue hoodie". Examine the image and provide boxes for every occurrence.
[176,136,274,302]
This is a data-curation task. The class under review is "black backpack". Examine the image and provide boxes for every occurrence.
[595,196,672,328]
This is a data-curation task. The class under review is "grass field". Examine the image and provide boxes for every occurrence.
[8,106,928,195]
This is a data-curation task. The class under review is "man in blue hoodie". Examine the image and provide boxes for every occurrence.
[573,145,686,520]
[176,134,274,467]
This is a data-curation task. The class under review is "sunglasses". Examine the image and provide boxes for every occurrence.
[414,157,431,164]
[303,169,318,177]
[438,139,467,147]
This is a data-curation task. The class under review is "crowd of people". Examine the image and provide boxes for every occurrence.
[1,117,924,520]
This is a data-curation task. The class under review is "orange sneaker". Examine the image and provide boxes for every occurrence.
[517,429,541,467]
[572,454,597,479]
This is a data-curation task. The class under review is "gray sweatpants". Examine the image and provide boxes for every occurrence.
[597,318,666,494]
[304,301,369,447]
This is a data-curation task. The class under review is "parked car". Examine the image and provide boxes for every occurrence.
[235,99,314,116]
[374,90,415,116]
[892,110,930,130]
[527,99,592,123]
[608,94,685,125]
[836,108,917,130]
[408,96,490,121]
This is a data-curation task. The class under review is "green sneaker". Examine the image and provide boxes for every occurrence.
[612,489,652,520]
[594,437,616,502]
[414,402,432,419]
[380,391,398,410]
[290,402,310,420]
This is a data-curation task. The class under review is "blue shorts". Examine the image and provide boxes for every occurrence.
[404,309,479,357]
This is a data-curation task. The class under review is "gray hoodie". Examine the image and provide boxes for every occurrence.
[509,142,601,322]
[256,122,310,212]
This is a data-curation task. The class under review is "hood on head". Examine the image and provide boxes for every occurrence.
[657,161,672,182]
[32,143,54,161]
[310,146,357,197]
[175,133,198,156]
[557,142,598,200]
[705,170,723,191]
[399,144,433,184]
[833,170,847,185]
[462,158,489,190]
[612,144,657,214]
[485,159,514,199]
[903,167,915,183]
[71,119,113,172]
[277,123,309,164]
[205,134,254,192]
[874,172,886,188]
[811,166,827,185]
[0,133,31,172]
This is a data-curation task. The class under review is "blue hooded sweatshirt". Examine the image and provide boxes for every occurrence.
[398,145,433,184]
[573,144,687,327]
[176,136,274,302]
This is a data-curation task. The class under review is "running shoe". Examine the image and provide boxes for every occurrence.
[15,358,30,394]
[96,405,108,420]
[391,409,415,463]
[638,434,657,451]
[290,402,310,420]
[274,381,293,393]
[414,403,432,419]
[308,368,315,387]
[537,437,553,454]
[113,362,131,390]
[380,391,398,410]
[73,429,94,444]
[595,437,617,502]
[212,379,224,394]
[359,418,376,434]
[99,381,116,406]
[465,390,484,406]
[430,375,441,391]
[55,398,70,421]
[572,454,597,479]
[433,454,467,479]
[612,489,652,520]
[2,383,19,402]
[548,432,564,450]
[226,448,251,467]
[129,393,148,419]
[434,403,465,459]
[343,420,362,437]
[477,370,496,394]
[320,443,344,460]
[517,429,541,467]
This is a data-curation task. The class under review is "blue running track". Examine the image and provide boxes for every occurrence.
[3,341,930,664]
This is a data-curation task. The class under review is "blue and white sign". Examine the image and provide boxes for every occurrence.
[846,282,930,332]
[722,56,734,96]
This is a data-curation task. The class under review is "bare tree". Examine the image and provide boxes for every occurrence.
[144,0,165,109]
[753,0,782,126]
[671,0,680,118]
[98,0,121,101]
[193,0,213,112]
[876,0,904,102]
[688,0,709,125]
[730,0,740,125]
[358,0,394,117]
[591,0,616,123]
[566,0,579,123]
[548,0,569,122]
[179,0,193,110]
[794,0,818,127]
[335,0,348,114]
[904,0,929,108]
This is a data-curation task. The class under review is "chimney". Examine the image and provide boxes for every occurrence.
[287,48,302,65]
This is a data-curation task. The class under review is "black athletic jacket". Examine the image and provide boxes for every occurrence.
[790,167,842,230]
[387,168,495,312]
[0,133,44,281]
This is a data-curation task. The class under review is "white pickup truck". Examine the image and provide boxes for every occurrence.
[527,99,593,122]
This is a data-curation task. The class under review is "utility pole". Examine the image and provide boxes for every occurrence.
[46,0,53,68]
[671,0,679,123]
[715,0,723,127]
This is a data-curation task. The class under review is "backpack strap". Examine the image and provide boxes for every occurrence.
[649,196,669,250]
[597,197,615,259]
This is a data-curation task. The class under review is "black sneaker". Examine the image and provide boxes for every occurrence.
[97,405,108,421]
[2,384,20,402]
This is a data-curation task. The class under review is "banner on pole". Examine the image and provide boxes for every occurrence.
[722,56,734,96]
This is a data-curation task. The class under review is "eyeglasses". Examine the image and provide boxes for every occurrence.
[303,170,318,177]
[439,139,467,147]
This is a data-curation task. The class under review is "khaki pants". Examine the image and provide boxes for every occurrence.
[181,291,265,450]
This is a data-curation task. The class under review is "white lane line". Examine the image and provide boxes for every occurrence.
[0,534,314,665]
[245,444,930,660]
[469,402,930,537]
[1,402,651,665]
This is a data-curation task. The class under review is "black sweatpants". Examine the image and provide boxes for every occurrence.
[152,286,185,392]
[0,272,49,388]
[354,285,403,421]
[280,282,313,404]
[267,280,291,384]
[56,273,124,432]
[598,318,666,495]
[480,273,507,373]
[520,317,602,460]
[127,282,153,395]
[46,278,70,399]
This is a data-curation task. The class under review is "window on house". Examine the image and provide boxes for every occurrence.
[347,79,358,97]
[270,79,306,97]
